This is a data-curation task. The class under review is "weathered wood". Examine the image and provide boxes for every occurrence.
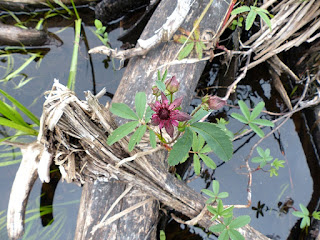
[75,0,270,239]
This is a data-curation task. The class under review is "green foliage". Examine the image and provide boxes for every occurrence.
[110,103,139,120]
[231,5,272,30]
[251,147,273,168]
[135,92,147,120]
[107,121,139,146]
[190,122,233,162]
[202,180,229,204]
[173,21,206,60]
[207,199,234,221]
[270,158,285,177]
[0,89,39,136]
[159,230,166,240]
[292,204,311,229]
[94,19,110,47]
[128,125,146,151]
[231,101,274,137]
[229,16,244,30]
[168,128,193,166]
[209,215,251,240]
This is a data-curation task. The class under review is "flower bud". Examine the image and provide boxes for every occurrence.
[201,95,210,103]
[152,86,161,97]
[208,95,226,110]
[165,76,179,93]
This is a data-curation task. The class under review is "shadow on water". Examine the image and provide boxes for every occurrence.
[0,4,319,240]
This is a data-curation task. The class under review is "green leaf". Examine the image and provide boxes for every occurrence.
[231,6,251,15]
[195,41,203,59]
[201,189,215,198]
[193,154,201,175]
[190,122,233,162]
[238,100,250,121]
[209,223,226,233]
[192,132,199,152]
[256,147,265,157]
[178,42,194,60]
[0,89,40,126]
[188,108,211,124]
[217,192,229,199]
[199,153,216,169]
[135,92,147,119]
[207,205,218,215]
[161,69,168,82]
[0,101,28,127]
[168,128,193,166]
[245,10,257,30]
[257,12,272,30]
[250,119,274,127]
[155,80,166,92]
[249,123,264,137]
[110,103,139,120]
[149,129,156,148]
[145,106,154,123]
[107,121,139,146]
[300,204,309,215]
[292,211,306,218]
[212,180,220,194]
[0,117,38,136]
[228,229,245,240]
[94,19,103,29]
[159,230,166,240]
[250,102,264,120]
[301,216,310,228]
[200,144,211,153]
[174,34,192,44]
[231,113,248,124]
[218,229,229,240]
[229,215,251,229]
[128,125,146,151]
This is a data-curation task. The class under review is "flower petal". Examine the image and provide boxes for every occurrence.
[171,120,179,127]
[171,111,192,121]
[169,96,183,110]
[164,121,174,138]
[151,115,160,126]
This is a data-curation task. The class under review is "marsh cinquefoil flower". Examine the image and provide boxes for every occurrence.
[150,93,191,138]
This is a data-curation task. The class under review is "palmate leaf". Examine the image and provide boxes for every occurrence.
[110,103,139,120]
[178,42,194,60]
[231,6,251,15]
[107,120,139,146]
[168,127,193,166]
[190,122,233,162]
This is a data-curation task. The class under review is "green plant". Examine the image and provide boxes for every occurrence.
[202,180,229,204]
[231,3,272,30]
[94,19,110,47]
[231,100,274,137]
[292,204,320,229]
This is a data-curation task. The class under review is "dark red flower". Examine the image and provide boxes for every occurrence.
[149,93,191,138]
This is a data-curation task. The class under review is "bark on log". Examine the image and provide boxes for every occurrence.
[75,0,270,239]
[0,22,61,46]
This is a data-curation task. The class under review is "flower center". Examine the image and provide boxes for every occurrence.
[158,108,170,120]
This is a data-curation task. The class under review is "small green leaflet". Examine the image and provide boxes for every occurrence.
[190,122,233,162]
[155,80,166,92]
[128,125,146,151]
[135,92,147,119]
[168,128,193,166]
[159,230,166,240]
[193,154,201,175]
[107,121,139,146]
[178,42,194,60]
[110,103,139,120]
[199,153,216,170]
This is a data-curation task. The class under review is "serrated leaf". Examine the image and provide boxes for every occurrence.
[228,229,245,240]
[249,123,264,137]
[135,92,147,119]
[107,121,139,145]
[178,42,194,60]
[229,215,251,229]
[155,80,166,92]
[238,100,250,121]
[192,131,199,152]
[201,189,215,198]
[212,180,220,194]
[128,125,146,151]
[246,10,257,30]
[209,223,225,233]
[200,144,211,153]
[110,103,139,120]
[195,41,203,59]
[199,153,216,169]
[231,6,251,15]
[231,113,248,124]
[190,122,233,162]
[149,129,156,148]
[257,12,272,30]
[168,128,193,166]
[250,102,264,120]
[251,119,274,127]
[193,154,201,175]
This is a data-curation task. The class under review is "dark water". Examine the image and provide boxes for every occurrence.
[0,6,317,240]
